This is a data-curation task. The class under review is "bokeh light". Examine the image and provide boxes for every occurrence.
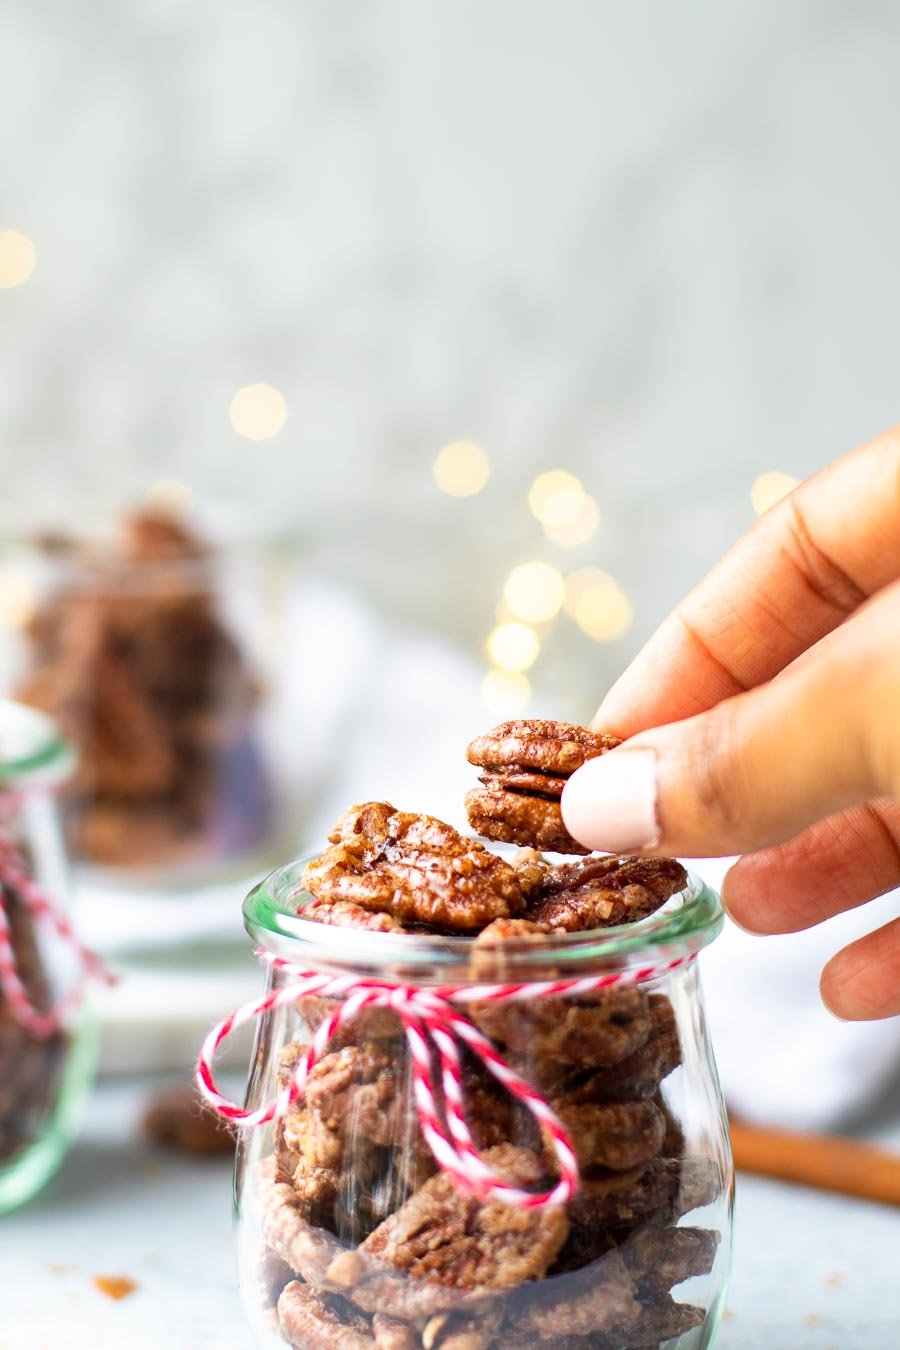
[751,471,799,516]
[486,621,540,671]
[482,668,531,716]
[144,479,194,517]
[229,383,287,440]
[0,568,35,628]
[528,470,584,526]
[0,230,36,288]
[503,561,565,624]
[543,493,600,548]
[564,567,633,641]
[433,440,491,497]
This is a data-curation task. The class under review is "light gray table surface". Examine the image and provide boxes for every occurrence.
[2,1078,899,1350]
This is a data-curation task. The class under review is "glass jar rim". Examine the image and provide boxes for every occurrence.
[0,700,76,787]
[244,851,724,980]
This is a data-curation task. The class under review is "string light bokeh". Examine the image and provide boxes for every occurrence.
[433,441,491,498]
[229,384,288,441]
[0,231,36,288]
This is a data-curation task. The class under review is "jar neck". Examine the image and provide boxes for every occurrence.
[0,702,74,792]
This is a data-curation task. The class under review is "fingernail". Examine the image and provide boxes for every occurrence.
[561,748,661,853]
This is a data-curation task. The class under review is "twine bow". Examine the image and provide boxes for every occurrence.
[197,946,693,1210]
[0,793,114,1038]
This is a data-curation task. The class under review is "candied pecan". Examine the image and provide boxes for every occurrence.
[0,883,68,1165]
[141,1082,235,1156]
[553,997,681,1105]
[551,1100,666,1173]
[469,987,651,1067]
[467,721,620,779]
[302,898,410,933]
[373,1314,419,1349]
[15,508,270,870]
[566,1155,720,1234]
[304,803,525,931]
[506,1248,640,1340]
[277,1280,375,1349]
[326,1146,568,1319]
[254,1246,294,1312]
[524,856,687,933]
[255,1157,346,1287]
[298,997,402,1046]
[621,1225,720,1294]
[422,1303,504,1349]
[465,787,585,856]
[592,1296,705,1347]
[303,1045,409,1148]
[465,721,620,854]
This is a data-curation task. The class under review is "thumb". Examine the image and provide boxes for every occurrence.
[561,587,900,858]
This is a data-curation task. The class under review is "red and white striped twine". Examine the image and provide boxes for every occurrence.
[197,946,695,1210]
[0,793,114,1039]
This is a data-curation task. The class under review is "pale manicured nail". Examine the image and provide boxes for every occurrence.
[561,748,661,853]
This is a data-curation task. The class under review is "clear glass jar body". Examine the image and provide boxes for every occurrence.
[234,859,733,1350]
[0,505,295,887]
[0,700,97,1213]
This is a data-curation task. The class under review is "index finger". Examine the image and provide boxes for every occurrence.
[595,426,900,736]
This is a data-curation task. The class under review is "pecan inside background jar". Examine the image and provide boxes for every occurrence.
[0,700,97,1215]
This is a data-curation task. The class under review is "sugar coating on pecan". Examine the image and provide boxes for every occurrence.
[422,1302,505,1349]
[550,996,681,1106]
[524,856,687,932]
[256,1158,346,1288]
[601,1295,705,1347]
[467,721,620,777]
[506,1248,640,1339]
[325,1145,567,1318]
[469,987,651,1066]
[465,720,620,855]
[304,802,525,931]
[566,1155,720,1233]
[551,1100,667,1173]
[302,898,410,933]
[372,1314,419,1349]
[621,1224,720,1294]
[277,1280,375,1349]
[465,786,587,856]
[303,1045,409,1149]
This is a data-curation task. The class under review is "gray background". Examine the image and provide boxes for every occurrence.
[2,0,899,711]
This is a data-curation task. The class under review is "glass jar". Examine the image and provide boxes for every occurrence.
[0,501,293,888]
[232,856,733,1350]
[0,699,97,1213]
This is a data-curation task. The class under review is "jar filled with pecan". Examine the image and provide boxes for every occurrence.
[228,807,733,1350]
[0,700,97,1213]
[2,502,282,885]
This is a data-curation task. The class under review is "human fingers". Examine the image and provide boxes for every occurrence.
[563,578,900,858]
[820,917,900,1021]
[594,425,900,736]
[722,799,900,934]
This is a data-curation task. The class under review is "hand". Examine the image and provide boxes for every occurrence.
[561,427,900,1021]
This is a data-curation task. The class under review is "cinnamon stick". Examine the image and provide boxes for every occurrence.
[730,1119,900,1207]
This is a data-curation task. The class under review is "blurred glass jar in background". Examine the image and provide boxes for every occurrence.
[0,700,96,1213]
[0,500,290,887]
[233,859,733,1350]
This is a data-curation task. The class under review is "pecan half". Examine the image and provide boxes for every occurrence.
[465,720,620,854]
[304,803,525,931]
